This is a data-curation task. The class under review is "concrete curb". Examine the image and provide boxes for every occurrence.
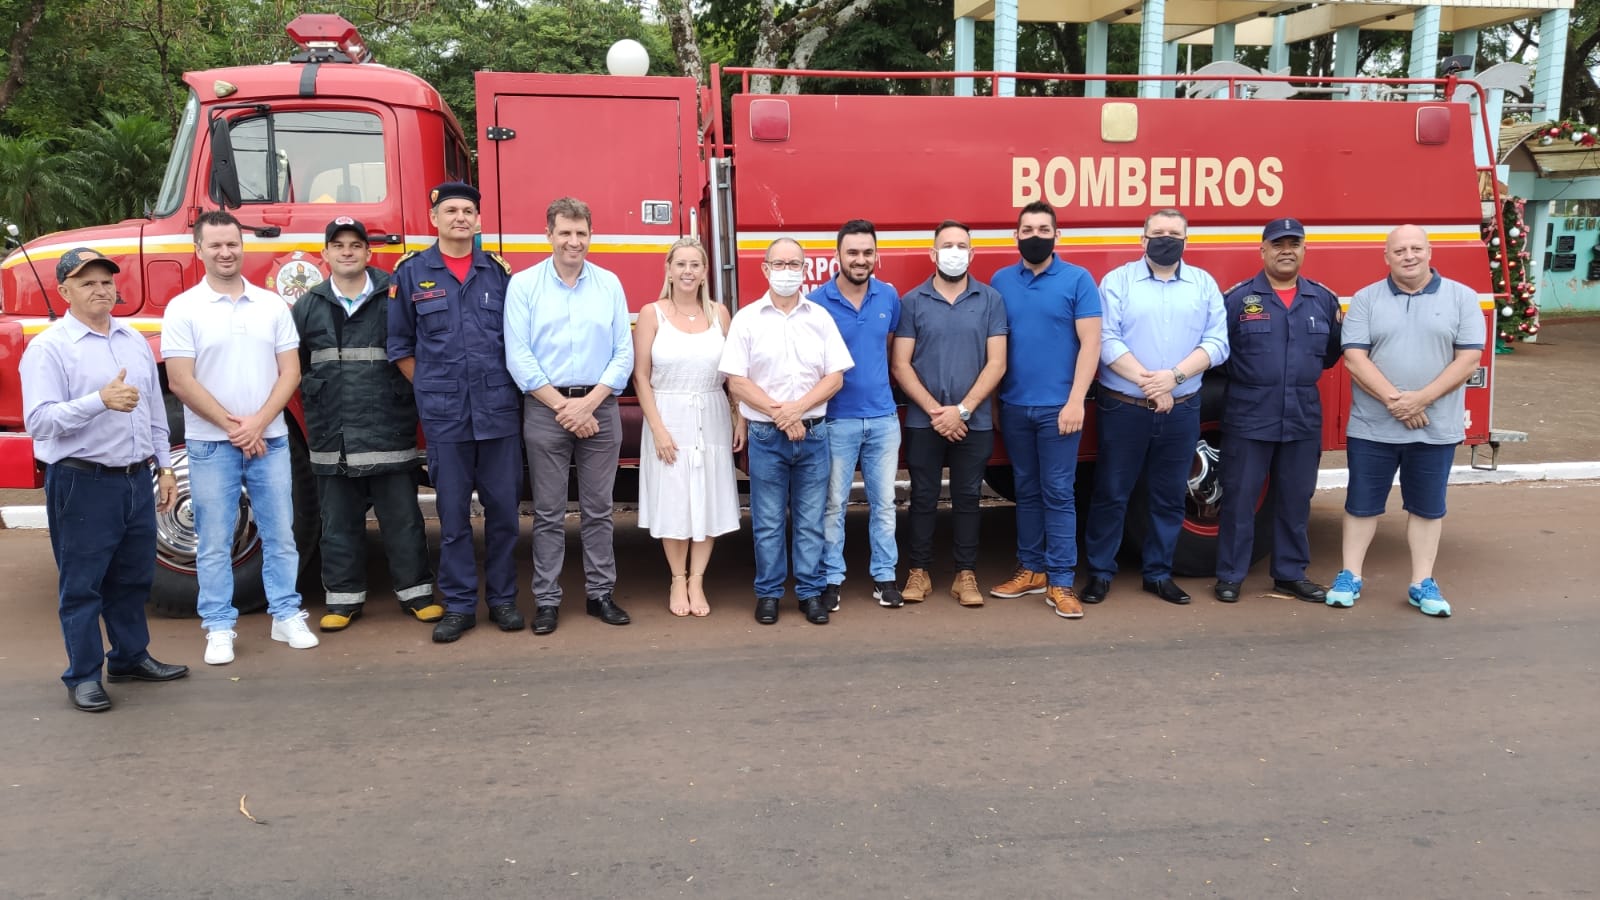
[3,462,1598,530]
[1314,461,1600,491]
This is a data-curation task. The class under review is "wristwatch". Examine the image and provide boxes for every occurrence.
[957,403,972,422]
[1171,368,1187,386]
[157,467,175,478]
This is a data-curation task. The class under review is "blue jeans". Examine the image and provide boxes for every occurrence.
[998,403,1084,587]
[746,419,831,600]
[823,414,900,584]
[45,463,155,687]
[1084,392,1201,582]
[188,436,303,631]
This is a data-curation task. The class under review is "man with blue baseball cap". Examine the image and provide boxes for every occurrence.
[1213,217,1343,603]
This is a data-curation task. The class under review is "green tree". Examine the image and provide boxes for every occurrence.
[66,112,172,222]
[0,134,90,238]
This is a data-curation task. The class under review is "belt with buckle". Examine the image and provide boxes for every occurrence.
[552,386,589,398]
[55,456,154,475]
[801,417,823,429]
[1099,387,1159,410]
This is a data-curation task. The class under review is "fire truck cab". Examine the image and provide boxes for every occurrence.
[0,15,1506,615]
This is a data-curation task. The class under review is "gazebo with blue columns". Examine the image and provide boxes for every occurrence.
[953,0,1572,114]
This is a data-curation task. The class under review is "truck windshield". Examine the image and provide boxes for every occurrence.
[228,110,386,205]
[153,91,200,218]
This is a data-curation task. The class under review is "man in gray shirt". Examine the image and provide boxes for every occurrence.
[890,220,1008,607]
[1325,225,1484,617]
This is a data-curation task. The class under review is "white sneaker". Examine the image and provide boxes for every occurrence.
[204,630,237,665]
[270,610,320,649]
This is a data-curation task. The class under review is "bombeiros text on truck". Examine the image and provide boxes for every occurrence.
[0,14,1515,616]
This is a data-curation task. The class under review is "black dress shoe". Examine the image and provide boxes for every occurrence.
[532,606,560,635]
[488,603,525,631]
[1079,576,1111,604]
[754,597,780,625]
[1274,579,1329,602]
[106,656,190,683]
[69,681,111,712]
[799,596,830,625]
[432,612,476,643]
[1143,578,1192,605]
[586,594,631,626]
[1213,581,1242,603]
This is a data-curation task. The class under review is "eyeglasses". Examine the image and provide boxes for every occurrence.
[764,259,804,271]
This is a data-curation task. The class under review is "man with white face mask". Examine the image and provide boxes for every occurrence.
[719,238,853,626]
[890,220,1009,607]
[989,201,1104,620]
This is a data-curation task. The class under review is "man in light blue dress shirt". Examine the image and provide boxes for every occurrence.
[21,248,188,711]
[504,196,635,635]
[1080,209,1230,606]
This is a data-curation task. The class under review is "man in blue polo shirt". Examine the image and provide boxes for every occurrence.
[1080,208,1229,607]
[1325,225,1483,618]
[989,201,1103,620]
[813,219,903,611]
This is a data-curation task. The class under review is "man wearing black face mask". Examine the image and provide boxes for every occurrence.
[1080,208,1229,607]
[989,201,1103,621]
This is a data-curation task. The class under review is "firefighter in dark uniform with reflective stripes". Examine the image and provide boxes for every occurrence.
[387,182,525,643]
[293,217,438,631]
[1213,217,1343,603]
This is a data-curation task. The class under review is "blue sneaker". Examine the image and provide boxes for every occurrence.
[1408,579,1452,617]
[1326,569,1362,608]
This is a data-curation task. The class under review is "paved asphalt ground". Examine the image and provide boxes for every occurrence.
[1,320,1596,898]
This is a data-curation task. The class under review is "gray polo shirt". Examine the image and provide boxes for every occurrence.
[1342,271,1484,445]
[896,276,1008,431]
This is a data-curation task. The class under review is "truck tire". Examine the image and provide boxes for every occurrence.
[1121,378,1273,577]
[148,393,321,618]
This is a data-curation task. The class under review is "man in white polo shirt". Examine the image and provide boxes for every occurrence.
[163,209,317,664]
[719,237,853,626]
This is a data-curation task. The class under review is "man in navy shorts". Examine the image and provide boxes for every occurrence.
[1327,225,1484,617]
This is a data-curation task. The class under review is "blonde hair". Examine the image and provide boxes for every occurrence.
[658,237,717,322]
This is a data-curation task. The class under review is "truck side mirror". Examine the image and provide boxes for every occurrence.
[209,116,242,209]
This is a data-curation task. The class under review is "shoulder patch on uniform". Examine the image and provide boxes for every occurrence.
[1225,278,1251,294]
[486,251,512,275]
[394,250,419,269]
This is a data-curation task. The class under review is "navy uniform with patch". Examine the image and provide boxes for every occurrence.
[387,231,523,617]
[1217,260,1343,588]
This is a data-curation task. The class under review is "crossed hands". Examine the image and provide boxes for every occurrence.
[554,395,601,439]
[226,413,269,458]
[771,402,808,441]
[928,406,967,442]
[1385,390,1430,430]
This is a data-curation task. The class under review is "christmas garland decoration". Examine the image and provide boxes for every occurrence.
[1533,119,1599,146]
[1481,196,1539,351]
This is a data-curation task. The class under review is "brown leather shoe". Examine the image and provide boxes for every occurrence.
[952,570,984,607]
[902,568,931,603]
[990,566,1046,598]
[1046,585,1084,619]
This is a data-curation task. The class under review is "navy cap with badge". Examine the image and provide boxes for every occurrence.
[324,215,369,245]
[55,247,121,282]
[429,181,480,209]
[1262,218,1306,242]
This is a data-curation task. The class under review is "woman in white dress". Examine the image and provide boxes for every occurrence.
[634,238,744,616]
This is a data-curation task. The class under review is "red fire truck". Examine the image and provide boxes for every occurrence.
[0,14,1510,616]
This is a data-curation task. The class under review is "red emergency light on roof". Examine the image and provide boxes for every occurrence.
[285,14,372,63]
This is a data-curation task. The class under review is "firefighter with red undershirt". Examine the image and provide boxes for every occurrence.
[387,181,523,643]
[1213,217,1343,604]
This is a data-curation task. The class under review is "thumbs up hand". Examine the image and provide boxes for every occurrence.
[99,368,140,412]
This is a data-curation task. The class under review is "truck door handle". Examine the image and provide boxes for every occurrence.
[366,232,401,245]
